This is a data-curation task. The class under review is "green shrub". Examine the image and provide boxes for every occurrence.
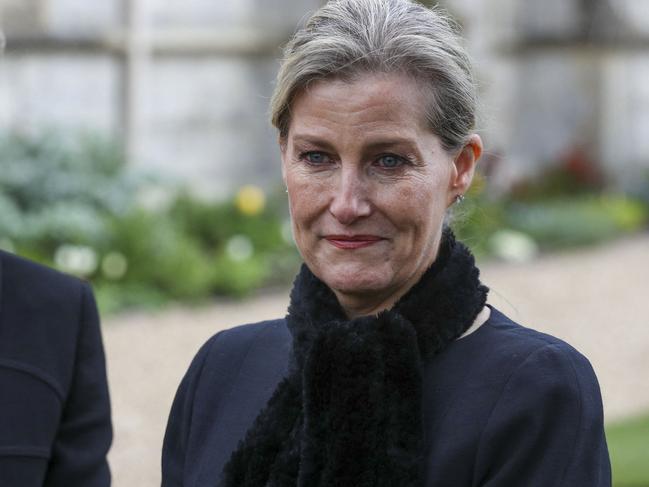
[106,210,215,300]
[94,282,167,316]
[451,169,648,259]
[211,254,271,297]
[505,196,648,250]
[450,173,508,258]
[0,132,141,214]
[0,132,300,312]
[509,148,605,201]
[0,131,145,257]
[170,192,287,254]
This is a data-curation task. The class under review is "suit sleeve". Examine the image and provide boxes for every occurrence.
[161,334,216,487]
[44,283,113,487]
[474,343,611,487]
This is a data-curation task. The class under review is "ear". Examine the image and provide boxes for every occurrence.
[448,134,482,205]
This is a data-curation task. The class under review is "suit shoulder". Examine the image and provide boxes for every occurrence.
[0,250,87,300]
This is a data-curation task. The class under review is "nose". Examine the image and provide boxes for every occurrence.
[329,166,372,225]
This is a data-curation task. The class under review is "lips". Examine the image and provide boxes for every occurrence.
[324,235,385,249]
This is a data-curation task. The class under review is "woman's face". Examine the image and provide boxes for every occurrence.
[281,72,479,317]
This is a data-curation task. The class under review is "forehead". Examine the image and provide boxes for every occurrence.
[288,72,430,138]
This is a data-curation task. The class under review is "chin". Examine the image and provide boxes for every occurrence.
[318,264,391,296]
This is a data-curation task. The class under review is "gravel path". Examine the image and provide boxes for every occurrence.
[103,234,649,487]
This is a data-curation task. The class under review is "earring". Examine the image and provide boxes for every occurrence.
[454,194,465,204]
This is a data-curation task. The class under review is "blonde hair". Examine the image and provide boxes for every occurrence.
[270,0,477,152]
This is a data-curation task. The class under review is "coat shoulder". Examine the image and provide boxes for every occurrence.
[178,318,292,414]
[196,318,291,369]
[0,250,87,308]
[470,308,610,485]
[465,306,595,374]
[423,307,610,486]
[162,318,291,485]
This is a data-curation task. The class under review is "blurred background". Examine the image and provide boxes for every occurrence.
[1,0,648,485]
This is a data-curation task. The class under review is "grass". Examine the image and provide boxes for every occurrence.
[607,413,649,486]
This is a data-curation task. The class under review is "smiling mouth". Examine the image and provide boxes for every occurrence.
[324,235,385,249]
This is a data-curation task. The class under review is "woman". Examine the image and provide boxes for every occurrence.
[162,1,611,485]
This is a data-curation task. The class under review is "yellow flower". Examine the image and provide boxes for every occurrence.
[235,185,266,216]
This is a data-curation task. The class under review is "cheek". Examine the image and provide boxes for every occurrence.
[392,177,448,229]
[286,174,327,232]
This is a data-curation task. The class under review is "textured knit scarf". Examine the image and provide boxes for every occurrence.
[221,229,488,487]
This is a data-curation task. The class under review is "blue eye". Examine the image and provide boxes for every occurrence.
[376,154,403,168]
[302,151,330,164]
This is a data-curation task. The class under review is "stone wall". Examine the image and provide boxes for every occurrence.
[450,0,649,189]
[0,0,322,198]
[1,0,648,195]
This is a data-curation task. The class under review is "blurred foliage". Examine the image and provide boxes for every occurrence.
[0,132,299,314]
[509,147,606,201]
[451,174,507,257]
[1,131,648,312]
[627,170,649,209]
[505,196,647,249]
[452,160,649,260]
[454,147,647,258]
[0,132,141,250]
[606,412,649,486]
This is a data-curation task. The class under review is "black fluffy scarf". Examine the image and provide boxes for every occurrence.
[221,229,488,487]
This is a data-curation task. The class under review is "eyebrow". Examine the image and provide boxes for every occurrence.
[290,134,421,152]
[291,135,336,151]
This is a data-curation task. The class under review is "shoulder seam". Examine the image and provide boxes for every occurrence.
[0,445,51,459]
[0,358,66,401]
[492,325,567,346]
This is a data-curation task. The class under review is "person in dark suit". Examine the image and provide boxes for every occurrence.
[0,250,112,486]
[162,0,611,485]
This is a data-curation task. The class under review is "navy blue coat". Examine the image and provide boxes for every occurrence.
[0,251,112,486]
[162,307,611,486]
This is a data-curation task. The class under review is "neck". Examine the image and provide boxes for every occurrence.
[333,275,421,319]
[334,292,399,319]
